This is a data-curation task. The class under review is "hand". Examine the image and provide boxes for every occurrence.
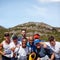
[2,52,6,55]
[48,59,53,60]
[37,57,41,60]
[11,47,15,51]
[31,52,35,55]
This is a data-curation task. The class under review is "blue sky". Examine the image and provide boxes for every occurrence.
[0,0,60,28]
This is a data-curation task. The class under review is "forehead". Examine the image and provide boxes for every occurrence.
[36,43,40,45]
[22,39,26,42]
[29,39,33,41]
[22,30,26,32]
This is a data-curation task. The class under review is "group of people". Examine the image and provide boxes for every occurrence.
[0,29,60,60]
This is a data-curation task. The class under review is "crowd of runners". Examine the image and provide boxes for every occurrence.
[0,29,60,60]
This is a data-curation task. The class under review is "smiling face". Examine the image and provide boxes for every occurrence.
[4,35,10,44]
[13,39,18,44]
[48,36,56,46]
[29,36,34,45]
[36,43,41,49]
[22,39,27,48]
[50,40,56,46]
[21,30,26,38]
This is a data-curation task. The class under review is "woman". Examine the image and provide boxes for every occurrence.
[0,32,11,60]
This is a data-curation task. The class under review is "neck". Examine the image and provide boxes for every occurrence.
[22,46,26,48]
[14,42,17,45]
[5,40,10,44]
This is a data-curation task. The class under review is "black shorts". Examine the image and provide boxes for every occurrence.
[2,55,11,60]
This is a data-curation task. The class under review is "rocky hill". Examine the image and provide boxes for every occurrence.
[9,22,60,33]
[0,22,60,42]
[9,22,60,41]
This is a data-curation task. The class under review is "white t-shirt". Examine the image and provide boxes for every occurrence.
[18,46,28,59]
[9,41,20,58]
[2,41,11,58]
[45,42,60,58]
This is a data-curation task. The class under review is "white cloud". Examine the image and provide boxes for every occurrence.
[25,5,47,19]
[32,5,47,16]
[37,0,60,3]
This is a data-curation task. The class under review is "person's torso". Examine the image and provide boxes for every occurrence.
[2,41,11,58]
[35,47,46,58]
[18,46,28,57]
[45,42,60,58]
[9,41,20,58]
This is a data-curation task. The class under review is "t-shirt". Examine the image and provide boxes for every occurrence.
[2,41,11,58]
[18,46,28,60]
[45,42,60,58]
[9,41,20,58]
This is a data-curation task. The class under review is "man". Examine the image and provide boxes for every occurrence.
[27,36,35,53]
[33,39,54,60]
[0,32,11,60]
[18,38,29,60]
[27,36,47,54]
[9,35,20,60]
[46,36,60,60]
[18,29,26,45]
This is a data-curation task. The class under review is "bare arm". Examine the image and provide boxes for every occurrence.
[39,42,47,48]
[50,53,55,60]
[0,43,5,55]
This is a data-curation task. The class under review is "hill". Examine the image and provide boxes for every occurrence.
[9,22,60,41]
[0,22,60,43]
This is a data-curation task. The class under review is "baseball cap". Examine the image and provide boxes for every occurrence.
[34,39,41,45]
[33,34,40,39]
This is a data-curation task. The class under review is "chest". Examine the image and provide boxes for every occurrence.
[35,48,46,57]
[19,47,28,56]
[3,43,10,50]
[51,45,60,53]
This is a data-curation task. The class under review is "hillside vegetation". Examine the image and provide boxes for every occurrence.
[0,22,60,43]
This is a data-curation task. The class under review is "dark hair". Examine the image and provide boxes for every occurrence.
[12,35,18,40]
[22,38,27,41]
[4,32,10,37]
[48,36,55,42]
[21,29,26,32]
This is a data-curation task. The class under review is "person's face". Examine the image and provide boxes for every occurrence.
[4,36,10,43]
[29,37,34,45]
[22,39,27,48]
[36,43,41,49]
[13,39,18,43]
[50,40,56,46]
[4,36,10,41]
[21,30,26,36]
